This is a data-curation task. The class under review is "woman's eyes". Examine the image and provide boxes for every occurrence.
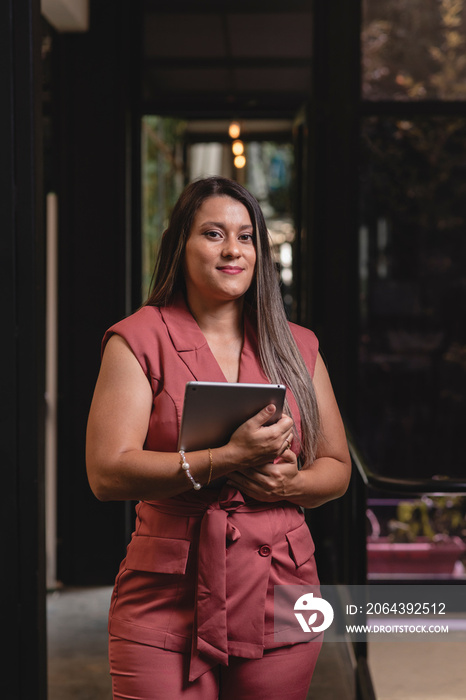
[203,230,254,242]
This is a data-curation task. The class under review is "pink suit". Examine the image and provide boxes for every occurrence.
[102,295,322,696]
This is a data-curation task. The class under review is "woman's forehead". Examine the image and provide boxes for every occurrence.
[193,195,252,223]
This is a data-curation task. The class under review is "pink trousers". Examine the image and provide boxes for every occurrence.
[109,635,322,700]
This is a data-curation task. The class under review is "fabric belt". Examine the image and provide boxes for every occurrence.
[149,485,292,681]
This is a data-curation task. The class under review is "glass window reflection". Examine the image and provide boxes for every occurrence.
[358,116,466,478]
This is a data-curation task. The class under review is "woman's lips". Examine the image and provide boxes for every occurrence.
[217,266,243,274]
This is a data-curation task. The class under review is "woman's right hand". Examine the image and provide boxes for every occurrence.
[225,404,295,470]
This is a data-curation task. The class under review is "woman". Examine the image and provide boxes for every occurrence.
[86,176,351,699]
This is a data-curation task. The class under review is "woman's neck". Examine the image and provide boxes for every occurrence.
[186,295,245,382]
[186,295,244,342]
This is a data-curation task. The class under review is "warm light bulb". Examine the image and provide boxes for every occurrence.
[234,155,246,169]
[232,140,244,156]
[228,121,241,139]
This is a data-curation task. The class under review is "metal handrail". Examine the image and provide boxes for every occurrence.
[344,430,466,700]
[347,431,466,495]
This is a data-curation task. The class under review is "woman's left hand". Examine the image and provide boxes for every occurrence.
[227,449,301,502]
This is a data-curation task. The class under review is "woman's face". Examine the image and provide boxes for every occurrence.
[183,195,256,307]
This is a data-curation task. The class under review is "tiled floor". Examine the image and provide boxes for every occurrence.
[368,641,466,700]
[47,587,354,700]
[47,587,113,700]
[47,587,466,700]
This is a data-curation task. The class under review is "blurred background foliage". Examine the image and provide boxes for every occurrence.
[362,0,466,100]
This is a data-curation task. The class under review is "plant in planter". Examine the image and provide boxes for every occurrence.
[367,495,466,575]
[391,496,466,543]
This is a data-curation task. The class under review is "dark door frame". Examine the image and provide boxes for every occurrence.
[0,1,363,695]
[298,0,362,585]
[1,0,47,698]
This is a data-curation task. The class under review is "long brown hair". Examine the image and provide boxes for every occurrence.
[146,177,320,464]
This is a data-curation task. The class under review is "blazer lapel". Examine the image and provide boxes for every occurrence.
[160,295,228,383]
[160,295,272,386]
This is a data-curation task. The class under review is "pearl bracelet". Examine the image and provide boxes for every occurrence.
[179,450,202,490]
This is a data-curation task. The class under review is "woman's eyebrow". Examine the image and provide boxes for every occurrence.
[200,220,253,230]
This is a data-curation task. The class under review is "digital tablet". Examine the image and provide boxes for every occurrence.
[178,381,286,452]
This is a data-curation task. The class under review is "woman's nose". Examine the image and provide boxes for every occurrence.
[222,234,240,257]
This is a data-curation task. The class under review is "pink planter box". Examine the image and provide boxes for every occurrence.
[367,536,466,575]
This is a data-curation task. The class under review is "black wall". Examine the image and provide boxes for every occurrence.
[1,0,46,697]
[55,0,138,585]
